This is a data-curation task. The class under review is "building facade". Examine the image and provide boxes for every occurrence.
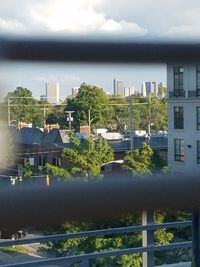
[141,81,157,96]
[168,64,200,174]
[113,78,124,97]
[46,82,60,104]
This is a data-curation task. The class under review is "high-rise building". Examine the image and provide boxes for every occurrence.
[124,86,135,97]
[167,64,200,174]
[46,82,60,104]
[141,82,157,96]
[113,78,124,97]
[72,86,80,97]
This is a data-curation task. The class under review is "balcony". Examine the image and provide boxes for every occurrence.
[188,89,200,98]
[169,90,186,98]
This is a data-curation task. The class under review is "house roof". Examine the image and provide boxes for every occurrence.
[15,127,45,145]
[44,129,70,144]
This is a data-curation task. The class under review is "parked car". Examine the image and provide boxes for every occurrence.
[0,228,28,239]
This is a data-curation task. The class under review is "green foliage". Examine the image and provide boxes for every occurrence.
[66,83,109,130]
[124,142,154,176]
[3,87,52,128]
[61,135,114,179]
[45,163,71,180]
[23,163,33,177]
[44,213,174,266]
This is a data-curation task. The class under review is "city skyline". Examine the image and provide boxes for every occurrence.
[0,62,166,99]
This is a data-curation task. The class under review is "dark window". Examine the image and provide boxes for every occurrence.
[197,141,200,164]
[197,65,200,91]
[174,107,184,129]
[39,155,46,167]
[174,139,184,162]
[174,66,184,91]
[197,107,200,130]
[53,158,61,167]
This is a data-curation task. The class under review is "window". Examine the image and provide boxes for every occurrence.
[53,158,61,167]
[174,66,184,91]
[174,107,184,129]
[197,65,200,91]
[197,141,200,164]
[39,155,46,167]
[174,139,184,162]
[197,107,200,130]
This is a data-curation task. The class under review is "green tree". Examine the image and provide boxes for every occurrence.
[124,142,154,176]
[45,134,114,180]
[66,83,109,130]
[4,87,51,128]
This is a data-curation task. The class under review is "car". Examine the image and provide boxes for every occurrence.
[0,228,28,239]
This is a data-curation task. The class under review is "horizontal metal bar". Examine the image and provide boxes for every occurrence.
[0,220,192,247]
[0,241,192,267]
[1,38,200,63]
[0,175,197,229]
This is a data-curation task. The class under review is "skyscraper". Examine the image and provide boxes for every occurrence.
[46,82,60,104]
[141,82,157,96]
[113,78,124,97]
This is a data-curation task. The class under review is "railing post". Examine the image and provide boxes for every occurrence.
[192,208,200,267]
[142,210,154,267]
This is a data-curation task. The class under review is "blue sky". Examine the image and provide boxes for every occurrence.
[0,62,166,99]
[0,0,199,98]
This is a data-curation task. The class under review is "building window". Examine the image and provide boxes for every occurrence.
[197,107,200,130]
[197,141,200,164]
[197,65,200,91]
[174,139,184,162]
[52,158,61,167]
[174,66,184,91]
[174,107,184,129]
[39,155,46,167]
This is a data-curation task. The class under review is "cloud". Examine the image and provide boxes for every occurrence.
[0,18,27,34]
[30,0,147,36]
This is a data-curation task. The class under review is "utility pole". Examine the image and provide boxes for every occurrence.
[129,95,134,158]
[8,98,10,126]
[41,107,47,131]
[88,110,94,137]
[148,96,151,136]
[66,111,74,130]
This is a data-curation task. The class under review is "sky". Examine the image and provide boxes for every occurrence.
[0,0,200,98]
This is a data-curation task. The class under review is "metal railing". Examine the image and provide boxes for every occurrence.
[0,220,192,267]
[1,38,200,266]
[169,90,186,98]
[188,89,200,98]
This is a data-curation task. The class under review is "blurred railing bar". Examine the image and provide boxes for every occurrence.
[0,220,192,247]
[0,241,192,267]
[1,38,200,63]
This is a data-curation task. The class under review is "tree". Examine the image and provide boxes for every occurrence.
[45,134,114,180]
[66,83,109,130]
[124,142,154,176]
[4,87,51,128]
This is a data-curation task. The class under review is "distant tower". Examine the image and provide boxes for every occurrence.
[46,82,60,104]
[141,81,147,97]
[124,85,135,97]
[72,87,80,97]
[141,82,157,96]
[114,78,124,97]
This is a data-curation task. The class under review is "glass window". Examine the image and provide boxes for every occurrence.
[197,141,200,164]
[197,107,200,130]
[174,66,184,91]
[174,139,184,162]
[197,65,200,91]
[174,107,184,129]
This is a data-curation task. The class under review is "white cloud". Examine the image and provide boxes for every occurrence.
[29,0,147,36]
[0,18,27,34]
